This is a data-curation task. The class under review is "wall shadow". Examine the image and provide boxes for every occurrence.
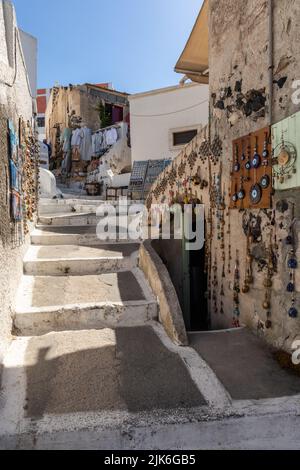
[23,326,205,419]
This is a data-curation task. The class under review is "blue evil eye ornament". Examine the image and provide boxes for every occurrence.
[287,282,295,292]
[288,258,298,269]
[252,154,261,168]
[234,162,240,172]
[285,235,293,245]
[288,307,298,318]
[232,193,238,203]
[262,148,269,158]
[245,161,251,170]
[260,174,270,189]
[238,189,245,200]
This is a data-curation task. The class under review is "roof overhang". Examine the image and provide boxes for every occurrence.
[175,0,209,84]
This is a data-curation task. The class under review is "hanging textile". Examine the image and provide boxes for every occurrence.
[8,120,18,160]
[61,127,72,173]
[11,190,22,222]
[79,127,93,161]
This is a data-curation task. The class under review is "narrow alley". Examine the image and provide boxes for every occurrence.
[1,0,300,453]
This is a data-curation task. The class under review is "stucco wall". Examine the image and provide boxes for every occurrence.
[18,29,37,99]
[148,0,300,353]
[0,0,35,361]
[129,83,209,162]
[208,0,300,350]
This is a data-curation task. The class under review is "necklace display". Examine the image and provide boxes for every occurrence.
[262,231,275,329]
[210,135,222,165]
[232,249,241,327]
[206,160,214,305]
[226,194,232,275]
[242,229,254,293]
[286,203,298,318]
[212,253,219,314]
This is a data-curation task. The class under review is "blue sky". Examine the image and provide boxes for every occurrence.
[13,0,203,94]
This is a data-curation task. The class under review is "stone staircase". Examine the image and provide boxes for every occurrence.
[13,198,158,336]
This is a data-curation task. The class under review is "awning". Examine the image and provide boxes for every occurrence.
[175,0,209,84]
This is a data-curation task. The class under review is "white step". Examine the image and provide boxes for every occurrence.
[38,212,98,226]
[14,269,157,336]
[31,226,141,246]
[38,212,139,227]
[23,244,139,276]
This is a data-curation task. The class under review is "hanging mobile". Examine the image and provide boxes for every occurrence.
[286,203,298,318]
[233,143,240,172]
[232,250,241,327]
[232,181,238,205]
[252,135,261,169]
[238,176,245,200]
[244,138,252,173]
[241,140,246,161]
[262,130,270,166]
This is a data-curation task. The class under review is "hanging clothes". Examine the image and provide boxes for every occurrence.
[8,120,19,160]
[105,127,118,146]
[79,127,93,161]
[92,132,103,156]
[61,128,72,153]
[71,128,82,147]
[61,128,72,173]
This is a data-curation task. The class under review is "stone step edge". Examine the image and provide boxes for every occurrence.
[14,299,157,316]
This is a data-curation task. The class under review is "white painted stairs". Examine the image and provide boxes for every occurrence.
[14,200,158,336]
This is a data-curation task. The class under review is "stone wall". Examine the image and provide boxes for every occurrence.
[0,0,35,361]
[148,0,300,353]
[209,0,300,350]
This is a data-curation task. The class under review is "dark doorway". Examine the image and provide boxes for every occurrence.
[152,215,209,332]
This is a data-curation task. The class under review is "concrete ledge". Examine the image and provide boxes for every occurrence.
[14,300,158,336]
[139,241,188,346]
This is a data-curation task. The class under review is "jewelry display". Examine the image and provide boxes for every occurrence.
[232,250,241,327]
[286,203,298,318]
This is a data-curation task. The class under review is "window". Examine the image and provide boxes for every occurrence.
[173,129,198,147]
[37,117,45,128]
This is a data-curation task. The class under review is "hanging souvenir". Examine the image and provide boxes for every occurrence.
[262,232,275,329]
[233,144,240,172]
[251,136,261,169]
[242,229,253,294]
[232,250,241,327]
[272,131,297,184]
[286,203,298,318]
[250,183,262,205]
[260,174,270,189]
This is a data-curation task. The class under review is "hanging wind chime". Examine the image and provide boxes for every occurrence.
[286,203,298,318]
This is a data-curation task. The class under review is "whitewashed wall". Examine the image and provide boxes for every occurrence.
[129,83,208,162]
[0,0,36,361]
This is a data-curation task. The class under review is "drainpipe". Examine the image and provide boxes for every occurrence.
[268,0,274,126]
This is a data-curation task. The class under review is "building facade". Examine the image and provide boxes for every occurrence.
[148,0,300,353]
[45,83,129,151]
[36,88,51,141]
[0,0,38,360]
[129,83,208,163]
